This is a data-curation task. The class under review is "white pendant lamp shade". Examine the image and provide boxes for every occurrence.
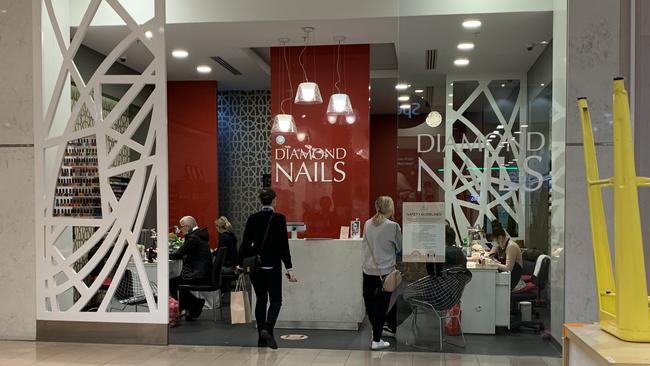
[271,114,297,134]
[295,82,323,104]
[326,113,338,124]
[344,110,357,124]
[327,93,353,115]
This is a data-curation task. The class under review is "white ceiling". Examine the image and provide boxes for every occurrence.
[76,11,552,113]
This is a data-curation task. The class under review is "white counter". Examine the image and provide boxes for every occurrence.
[461,262,511,334]
[255,238,365,330]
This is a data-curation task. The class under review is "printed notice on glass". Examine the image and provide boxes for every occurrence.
[403,202,445,262]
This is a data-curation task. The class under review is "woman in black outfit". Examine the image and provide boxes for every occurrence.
[237,188,297,349]
[214,216,238,275]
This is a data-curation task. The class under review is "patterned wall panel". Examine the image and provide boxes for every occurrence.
[35,0,168,323]
[217,91,271,236]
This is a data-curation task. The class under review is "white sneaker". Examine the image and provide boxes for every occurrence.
[371,340,391,350]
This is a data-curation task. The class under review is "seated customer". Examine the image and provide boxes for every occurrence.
[426,226,467,277]
[485,224,525,291]
[170,216,212,320]
[405,226,472,308]
[214,216,238,275]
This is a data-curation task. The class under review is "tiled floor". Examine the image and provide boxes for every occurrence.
[0,341,562,366]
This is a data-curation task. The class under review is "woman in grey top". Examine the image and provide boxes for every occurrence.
[362,196,402,350]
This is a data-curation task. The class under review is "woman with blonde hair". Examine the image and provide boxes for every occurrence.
[362,196,402,350]
[214,216,238,275]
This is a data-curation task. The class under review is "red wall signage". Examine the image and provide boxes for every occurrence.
[167,81,219,247]
[270,45,370,238]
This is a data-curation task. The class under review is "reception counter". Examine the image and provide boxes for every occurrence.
[263,238,365,330]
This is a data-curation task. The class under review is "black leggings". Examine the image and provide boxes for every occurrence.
[363,273,392,342]
[251,268,283,334]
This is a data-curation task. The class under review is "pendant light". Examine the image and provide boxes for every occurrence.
[295,27,323,104]
[327,36,353,117]
[272,38,297,134]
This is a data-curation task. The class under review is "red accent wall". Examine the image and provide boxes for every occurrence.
[167,81,219,247]
[369,114,398,216]
[271,45,370,238]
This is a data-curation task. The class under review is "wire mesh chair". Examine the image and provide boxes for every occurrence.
[111,269,157,312]
[405,266,472,350]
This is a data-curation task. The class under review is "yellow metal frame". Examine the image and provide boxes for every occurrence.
[578,78,650,342]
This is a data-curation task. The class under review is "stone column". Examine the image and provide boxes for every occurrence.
[0,0,36,340]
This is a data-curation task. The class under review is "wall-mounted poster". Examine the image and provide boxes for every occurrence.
[403,202,445,262]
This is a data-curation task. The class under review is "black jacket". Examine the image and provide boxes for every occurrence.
[237,210,293,270]
[218,231,238,268]
[426,245,468,277]
[170,227,212,281]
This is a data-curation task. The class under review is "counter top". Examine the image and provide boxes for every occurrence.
[565,324,650,365]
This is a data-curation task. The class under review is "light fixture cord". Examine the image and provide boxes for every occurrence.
[280,45,293,113]
[335,42,341,93]
[299,32,309,82]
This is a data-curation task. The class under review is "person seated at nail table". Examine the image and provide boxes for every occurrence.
[169,215,213,320]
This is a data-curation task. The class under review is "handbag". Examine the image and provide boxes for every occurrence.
[366,235,402,292]
[230,274,252,324]
[242,214,273,274]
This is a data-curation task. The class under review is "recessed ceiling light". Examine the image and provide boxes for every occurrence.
[521,124,529,128]
[462,19,482,29]
[398,95,410,102]
[415,89,424,93]
[395,83,409,90]
[501,84,506,88]
[496,125,504,129]
[514,131,521,134]
[540,83,545,87]
[196,65,212,74]
[0,9,6,13]
[450,82,454,86]
[447,103,453,106]
[400,103,411,109]
[448,94,453,97]
[540,40,549,45]
[145,30,153,39]
[454,58,470,67]
[457,42,475,51]
[172,49,189,59]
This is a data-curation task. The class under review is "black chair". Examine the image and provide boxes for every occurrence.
[177,247,227,321]
[511,254,550,332]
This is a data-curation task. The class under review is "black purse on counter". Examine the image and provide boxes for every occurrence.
[242,214,273,274]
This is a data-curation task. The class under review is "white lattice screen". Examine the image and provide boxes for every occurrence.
[442,76,528,242]
[34,0,168,323]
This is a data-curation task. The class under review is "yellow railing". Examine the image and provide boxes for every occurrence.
[578,78,650,342]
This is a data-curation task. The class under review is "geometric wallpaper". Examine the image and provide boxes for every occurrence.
[217,91,271,235]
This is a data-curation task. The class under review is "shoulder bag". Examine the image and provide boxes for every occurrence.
[242,214,273,274]
[366,234,402,292]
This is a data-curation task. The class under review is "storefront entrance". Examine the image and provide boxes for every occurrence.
[34,0,565,357]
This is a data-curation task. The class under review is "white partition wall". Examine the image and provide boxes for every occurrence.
[34,0,168,328]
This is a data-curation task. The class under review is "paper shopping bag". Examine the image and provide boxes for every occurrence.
[230,275,252,324]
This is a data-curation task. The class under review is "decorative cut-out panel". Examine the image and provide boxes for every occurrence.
[35,0,167,323]
[440,77,529,242]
